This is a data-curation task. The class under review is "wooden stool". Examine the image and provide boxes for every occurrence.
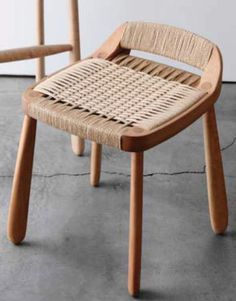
[3,0,228,297]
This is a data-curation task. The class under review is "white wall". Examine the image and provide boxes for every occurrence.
[0,0,235,81]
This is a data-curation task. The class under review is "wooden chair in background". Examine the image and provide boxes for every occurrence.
[1,0,228,297]
[0,0,84,153]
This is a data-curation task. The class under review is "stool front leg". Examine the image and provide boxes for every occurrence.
[128,152,143,297]
[90,142,102,187]
[8,116,37,244]
[203,106,228,234]
[71,135,85,156]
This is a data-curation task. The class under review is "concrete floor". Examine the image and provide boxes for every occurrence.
[0,77,236,301]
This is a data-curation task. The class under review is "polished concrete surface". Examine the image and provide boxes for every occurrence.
[0,78,235,301]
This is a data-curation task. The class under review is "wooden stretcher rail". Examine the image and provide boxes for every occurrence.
[0,44,73,63]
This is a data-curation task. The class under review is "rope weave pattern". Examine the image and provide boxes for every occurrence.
[121,22,214,70]
[31,58,205,148]
[112,54,201,86]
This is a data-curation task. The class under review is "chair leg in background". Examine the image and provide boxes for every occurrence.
[90,142,102,187]
[71,135,85,156]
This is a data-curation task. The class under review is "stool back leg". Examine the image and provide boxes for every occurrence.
[128,152,143,296]
[203,105,228,234]
[69,0,85,156]
[71,135,85,156]
[90,142,102,186]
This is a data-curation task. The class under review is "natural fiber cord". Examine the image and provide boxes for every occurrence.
[31,58,205,148]
[112,54,201,86]
[121,22,214,70]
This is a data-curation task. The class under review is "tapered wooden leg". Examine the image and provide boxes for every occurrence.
[71,135,85,156]
[8,116,37,245]
[203,106,228,234]
[128,152,143,297]
[90,142,102,187]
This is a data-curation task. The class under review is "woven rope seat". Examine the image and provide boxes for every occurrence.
[25,56,205,149]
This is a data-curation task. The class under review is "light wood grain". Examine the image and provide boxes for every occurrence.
[36,0,45,80]
[69,0,81,63]
[90,142,102,186]
[69,0,85,155]
[128,152,143,297]
[71,135,85,156]
[92,24,128,60]
[0,44,73,64]
[8,116,37,244]
[203,106,228,234]
[7,0,46,245]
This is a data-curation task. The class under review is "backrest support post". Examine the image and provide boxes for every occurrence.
[36,0,45,80]
[69,0,81,63]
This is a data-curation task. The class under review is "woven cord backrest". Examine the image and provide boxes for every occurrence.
[120,22,214,70]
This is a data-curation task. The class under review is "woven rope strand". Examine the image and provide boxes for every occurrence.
[32,58,205,148]
[120,22,214,70]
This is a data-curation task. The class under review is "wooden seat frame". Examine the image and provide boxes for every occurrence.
[2,0,228,297]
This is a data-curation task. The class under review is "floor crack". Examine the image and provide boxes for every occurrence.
[0,135,235,180]
[0,168,235,179]
[221,135,236,152]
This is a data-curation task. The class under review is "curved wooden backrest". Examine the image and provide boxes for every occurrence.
[92,21,222,96]
[120,22,214,70]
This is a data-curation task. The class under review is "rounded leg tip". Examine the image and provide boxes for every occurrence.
[212,219,228,235]
[128,287,140,298]
[213,225,228,235]
[7,223,26,245]
[7,233,25,245]
[71,136,85,156]
[90,178,100,187]
[77,152,84,157]
[72,148,84,156]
